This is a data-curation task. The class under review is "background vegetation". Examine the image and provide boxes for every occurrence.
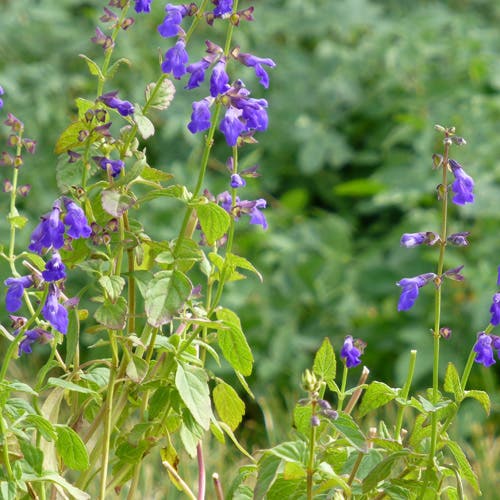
[1,0,500,495]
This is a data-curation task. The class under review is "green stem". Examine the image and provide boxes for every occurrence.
[0,415,14,480]
[337,362,349,412]
[395,350,417,441]
[306,402,317,500]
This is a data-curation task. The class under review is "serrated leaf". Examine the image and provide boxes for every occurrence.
[55,425,89,471]
[75,98,95,120]
[20,440,44,474]
[23,472,90,500]
[175,363,212,430]
[145,270,192,327]
[94,296,128,330]
[140,165,174,183]
[216,308,253,376]
[47,377,97,395]
[55,121,86,154]
[359,381,399,417]
[332,412,367,451]
[445,440,480,494]
[101,189,136,217]
[463,389,490,415]
[268,440,307,463]
[107,57,131,80]
[254,453,281,500]
[145,79,176,110]
[126,355,149,383]
[226,253,263,282]
[283,461,306,479]
[444,362,464,402]
[267,477,305,500]
[79,54,104,79]
[362,450,410,493]
[313,337,336,381]
[195,201,231,245]
[98,275,125,302]
[116,439,149,463]
[139,185,191,204]
[213,381,245,431]
[293,405,313,436]
[134,105,155,139]
[24,414,57,441]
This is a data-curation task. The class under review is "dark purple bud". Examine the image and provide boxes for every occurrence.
[107,218,119,232]
[473,332,495,367]
[3,180,12,192]
[396,273,437,311]
[93,123,113,137]
[7,134,18,147]
[230,173,246,189]
[67,150,82,163]
[13,155,23,168]
[490,293,500,326]
[323,409,339,420]
[78,129,90,142]
[447,232,469,246]
[340,335,362,368]
[9,315,27,329]
[22,139,36,154]
[451,136,467,146]
[449,159,474,205]
[95,109,107,122]
[100,7,118,22]
[310,415,320,427]
[443,264,465,281]
[440,327,452,339]
[109,0,127,8]
[91,27,114,50]
[17,184,31,197]
[18,328,54,355]
[4,113,24,132]
[121,17,135,30]
[317,399,332,410]
[400,232,428,248]
[4,276,33,312]
[162,40,189,79]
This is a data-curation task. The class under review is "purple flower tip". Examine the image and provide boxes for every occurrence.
[449,159,474,205]
[63,199,92,239]
[187,98,212,134]
[5,276,33,313]
[18,328,53,356]
[42,252,66,282]
[162,40,189,79]
[134,0,153,13]
[42,285,68,334]
[98,91,134,117]
[396,273,436,311]
[473,333,495,367]
[490,293,500,326]
[230,173,246,189]
[341,335,363,368]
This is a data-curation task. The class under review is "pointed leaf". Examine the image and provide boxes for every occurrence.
[213,381,245,431]
[444,362,464,401]
[94,296,128,330]
[55,121,86,155]
[145,79,176,110]
[98,275,125,302]
[134,105,155,139]
[101,189,136,217]
[362,450,411,493]
[55,425,90,471]
[359,381,399,417]
[195,201,231,245]
[445,440,480,494]
[463,389,490,415]
[126,355,149,383]
[313,337,336,381]
[254,453,281,500]
[332,412,367,451]
[79,54,104,80]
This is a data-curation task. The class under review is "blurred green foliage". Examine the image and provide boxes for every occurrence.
[1,0,500,438]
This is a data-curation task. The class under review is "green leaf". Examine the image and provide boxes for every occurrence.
[107,57,131,80]
[283,461,306,480]
[55,121,85,155]
[444,362,464,402]
[216,308,254,376]
[293,405,313,436]
[23,472,90,499]
[55,425,90,471]
[19,440,44,474]
[134,105,155,139]
[145,79,176,110]
[140,165,174,183]
[126,355,149,383]
[116,440,149,464]
[101,189,136,217]
[213,381,245,431]
[362,450,410,493]
[47,377,97,395]
[98,275,125,302]
[79,54,104,80]
[139,185,191,204]
[175,363,212,430]
[94,296,128,330]
[313,337,336,381]
[332,412,367,451]
[445,440,480,494]
[267,477,305,500]
[8,214,28,229]
[359,381,399,417]
[254,453,281,500]
[75,98,95,120]
[268,440,307,464]
[195,201,231,245]
[113,155,146,187]
[65,308,79,366]
[145,270,192,327]
[24,414,57,441]
[463,389,490,415]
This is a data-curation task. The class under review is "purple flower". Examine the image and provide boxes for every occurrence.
[5,276,33,313]
[187,98,212,134]
[210,59,230,97]
[162,40,189,79]
[220,107,245,146]
[42,285,68,334]
[134,0,153,13]
[91,27,114,50]
[98,91,134,117]
[185,59,211,89]
[63,199,92,239]
[0,85,4,109]
[447,232,470,246]
[340,335,362,368]
[489,293,500,326]
[213,0,233,17]
[236,53,276,88]
[18,328,53,356]
[473,333,495,367]
[400,232,440,248]
[236,97,269,131]
[311,415,320,427]
[396,273,436,311]
[230,174,246,188]
[42,252,66,282]
[29,204,65,254]
[217,191,234,213]
[449,159,474,205]
[95,157,124,177]
[237,198,268,229]
[158,3,189,38]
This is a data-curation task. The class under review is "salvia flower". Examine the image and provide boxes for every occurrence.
[5,276,33,313]
[219,107,246,146]
[396,273,437,311]
[473,332,495,367]
[29,203,65,254]
[447,232,470,246]
[449,159,474,205]
[0,85,4,109]
[236,52,276,88]
[185,58,211,89]
[218,191,268,229]
[91,27,114,50]
[230,173,246,188]
[187,98,212,133]
[98,91,134,116]
[95,156,125,177]
[210,59,230,97]
[212,0,233,17]
[63,198,92,239]
[341,335,363,368]
[162,40,189,79]
[134,0,153,13]
[42,284,68,334]
[18,328,53,356]
[42,252,66,282]
[489,293,500,326]
[400,232,440,248]
[158,3,190,38]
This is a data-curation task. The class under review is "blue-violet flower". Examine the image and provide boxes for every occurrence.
[5,276,33,313]
[213,0,233,17]
[162,40,189,79]
[187,98,212,133]
[98,91,134,117]
[210,59,230,96]
[18,328,53,356]
[236,52,276,88]
[29,204,65,254]
[42,252,66,282]
[230,173,246,188]
[185,59,211,89]
[473,332,495,367]
[63,199,92,239]
[396,273,436,311]
[42,284,68,334]
[134,0,153,13]
[341,335,362,368]
[449,159,474,205]
[489,293,500,326]
[158,3,190,37]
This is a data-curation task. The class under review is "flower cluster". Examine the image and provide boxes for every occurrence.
[340,335,365,368]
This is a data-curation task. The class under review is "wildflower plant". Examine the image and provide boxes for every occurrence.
[1,1,274,497]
